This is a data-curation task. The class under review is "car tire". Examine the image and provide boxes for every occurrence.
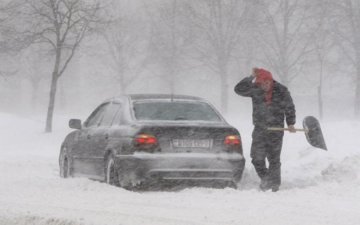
[105,154,120,186]
[60,155,71,178]
[229,181,238,189]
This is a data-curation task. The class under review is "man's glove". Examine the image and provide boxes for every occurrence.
[288,125,296,133]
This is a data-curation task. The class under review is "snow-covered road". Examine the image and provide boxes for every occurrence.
[0,113,359,225]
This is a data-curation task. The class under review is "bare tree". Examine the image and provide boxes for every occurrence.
[21,46,52,108]
[0,70,18,81]
[330,0,360,118]
[186,0,251,112]
[146,0,194,94]
[254,0,313,86]
[5,0,101,132]
[309,0,335,120]
[100,15,149,95]
[0,3,20,79]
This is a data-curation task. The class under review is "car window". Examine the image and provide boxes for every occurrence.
[99,103,121,127]
[85,103,109,128]
[133,101,222,122]
[112,104,123,125]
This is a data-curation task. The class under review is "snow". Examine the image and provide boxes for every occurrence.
[0,113,359,225]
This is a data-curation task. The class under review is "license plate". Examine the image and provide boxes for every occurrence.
[172,139,212,148]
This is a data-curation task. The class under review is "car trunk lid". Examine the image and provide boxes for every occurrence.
[136,123,240,153]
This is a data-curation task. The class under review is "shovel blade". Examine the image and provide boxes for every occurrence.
[302,116,327,150]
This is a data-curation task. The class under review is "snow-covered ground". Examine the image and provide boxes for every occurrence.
[0,113,359,225]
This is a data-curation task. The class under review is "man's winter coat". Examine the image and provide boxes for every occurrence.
[234,76,296,128]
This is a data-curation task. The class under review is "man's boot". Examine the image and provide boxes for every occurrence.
[259,177,271,191]
[271,185,279,192]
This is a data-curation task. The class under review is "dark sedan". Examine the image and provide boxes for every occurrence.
[59,94,245,189]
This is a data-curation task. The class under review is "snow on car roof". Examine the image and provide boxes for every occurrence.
[129,94,203,101]
[102,94,205,105]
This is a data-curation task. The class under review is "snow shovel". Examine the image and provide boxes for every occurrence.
[267,116,327,151]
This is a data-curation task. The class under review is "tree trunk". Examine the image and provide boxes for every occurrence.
[355,68,360,118]
[170,73,175,95]
[318,60,324,120]
[59,79,66,110]
[220,77,228,114]
[45,72,59,132]
[45,46,61,133]
[118,81,124,96]
[318,86,323,120]
[118,71,125,95]
[168,66,176,95]
[280,1,289,87]
[219,62,228,113]
[115,57,127,95]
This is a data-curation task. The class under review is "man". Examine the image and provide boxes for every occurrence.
[234,68,296,192]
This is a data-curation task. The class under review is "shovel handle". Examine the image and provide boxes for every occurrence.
[267,127,308,132]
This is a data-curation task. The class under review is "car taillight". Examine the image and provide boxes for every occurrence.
[135,134,158,145]
[224,135,241,146]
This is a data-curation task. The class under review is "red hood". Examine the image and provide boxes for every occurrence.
[254,68,274,105]
[255,68,273,85]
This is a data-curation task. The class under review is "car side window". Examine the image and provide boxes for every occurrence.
[112,104,123,126]
[85,104,109,128]
[99,103,121,127]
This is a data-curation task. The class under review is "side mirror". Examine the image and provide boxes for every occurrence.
[69,119,82,130]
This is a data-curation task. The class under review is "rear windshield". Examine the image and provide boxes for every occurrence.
[133,101,222,122]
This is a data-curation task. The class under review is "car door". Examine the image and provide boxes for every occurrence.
[90,102,122,178]
[71,103,109,178]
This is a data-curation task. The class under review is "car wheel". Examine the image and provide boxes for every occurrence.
[229,181,238,189]
[105,155,120,186]
[60,156,70,178]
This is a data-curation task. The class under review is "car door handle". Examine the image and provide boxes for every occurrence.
[105,134,109,140]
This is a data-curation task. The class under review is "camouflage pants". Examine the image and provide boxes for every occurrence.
[250,126,284,187]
